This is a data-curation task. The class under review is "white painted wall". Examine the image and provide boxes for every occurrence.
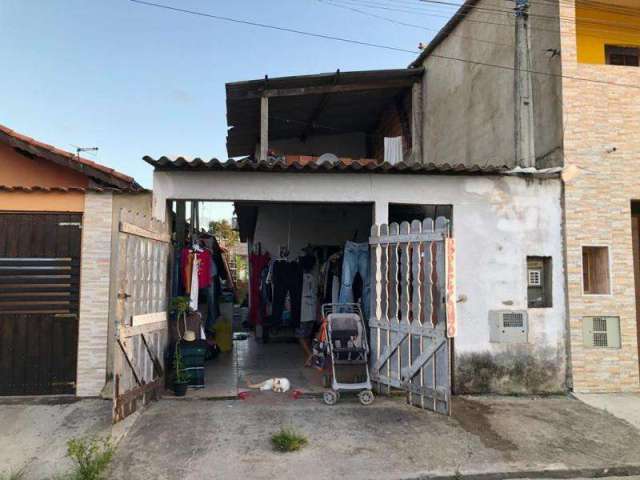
[252,203,372,257]
[153,170,566,392]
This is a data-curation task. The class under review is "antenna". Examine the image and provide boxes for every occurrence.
[75,146,99,159]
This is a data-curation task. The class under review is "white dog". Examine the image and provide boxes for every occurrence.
[247,377,291,393]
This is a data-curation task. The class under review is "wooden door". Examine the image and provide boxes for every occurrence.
[368,217,455,415]
[0,213,82,395]
[112,210,171,423]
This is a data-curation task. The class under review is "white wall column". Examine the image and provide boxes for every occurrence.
[374,200,389,225]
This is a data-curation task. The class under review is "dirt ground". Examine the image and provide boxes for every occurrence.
[108,394,640,480]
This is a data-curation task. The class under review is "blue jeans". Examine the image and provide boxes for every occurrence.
[338,241,370,318]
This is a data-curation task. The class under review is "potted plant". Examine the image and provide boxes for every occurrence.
[173,343,189,397]
[170,296,191,335]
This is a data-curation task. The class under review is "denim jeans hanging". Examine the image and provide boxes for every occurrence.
[338,241,370,318]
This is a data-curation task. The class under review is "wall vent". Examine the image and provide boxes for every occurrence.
[582,316,621,349]
[489,310,528,343]
[528,269,542,287]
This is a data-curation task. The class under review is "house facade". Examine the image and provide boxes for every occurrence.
[410,0,640,392]
[149,67,568,397]
[0,124,150,397]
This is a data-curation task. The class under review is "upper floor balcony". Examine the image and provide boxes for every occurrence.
[225,68,424,166]
[575,0,639,66]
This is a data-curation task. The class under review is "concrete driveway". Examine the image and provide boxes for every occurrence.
[108,394,640,480]
[0,398,112,479]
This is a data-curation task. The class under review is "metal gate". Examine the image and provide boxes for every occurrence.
[112,210,170,423]
[0,213,82,395]
[368,217,456,415]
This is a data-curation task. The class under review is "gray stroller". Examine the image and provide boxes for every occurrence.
[321,303,374,406]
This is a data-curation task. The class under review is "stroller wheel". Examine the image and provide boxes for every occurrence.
[358,390,375,406]
[323,390,339,405]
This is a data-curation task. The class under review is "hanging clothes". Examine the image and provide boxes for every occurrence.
[249,252,270,326]
[180,248,195,294]
[190,254,199,311]
[338,241,370,318]
[196,249,213,289]
[321,252,343,304]
[270,260,302,328]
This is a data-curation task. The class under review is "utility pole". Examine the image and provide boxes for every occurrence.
[514,0,536,168]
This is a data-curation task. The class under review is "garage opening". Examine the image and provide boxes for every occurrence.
[167,200,374,397]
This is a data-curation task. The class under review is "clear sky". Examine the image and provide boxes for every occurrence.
[0,0,454,191]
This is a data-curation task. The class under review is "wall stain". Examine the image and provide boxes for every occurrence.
[455,349,563,394]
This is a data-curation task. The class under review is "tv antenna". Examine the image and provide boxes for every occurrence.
[73,145,99,159]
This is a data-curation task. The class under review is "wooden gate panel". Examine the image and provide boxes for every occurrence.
[113,211,170,423]
[369,216,454,415]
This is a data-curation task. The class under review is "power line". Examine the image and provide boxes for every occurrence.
[129,0,416,53]
[129,0,640,91]
[317,0,516,48]
[349,0,640,33]
[328,0,640,41]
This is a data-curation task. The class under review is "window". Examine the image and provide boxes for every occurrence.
[605,45,639,67]
[582,316,621,349]
[527,257,552,308]
[582,246,611,295]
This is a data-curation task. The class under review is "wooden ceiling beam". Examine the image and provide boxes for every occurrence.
[228,78,419,101]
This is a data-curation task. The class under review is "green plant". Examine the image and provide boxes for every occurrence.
[271,428,308,453]
[174,343,189,383]
[64,437,114,480]
[170,296,190,317]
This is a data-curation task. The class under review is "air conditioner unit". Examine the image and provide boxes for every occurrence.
[582,316,621,349]
[489,310,528,343]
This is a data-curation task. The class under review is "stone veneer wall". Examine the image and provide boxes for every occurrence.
[76,192,114,396]
[560,0,640,392]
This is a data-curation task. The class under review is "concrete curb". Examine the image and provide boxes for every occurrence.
[405,465,640,480]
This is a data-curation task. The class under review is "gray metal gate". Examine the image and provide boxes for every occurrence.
[368,217,456,415]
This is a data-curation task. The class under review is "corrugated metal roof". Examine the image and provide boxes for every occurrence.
[143,155,509,175]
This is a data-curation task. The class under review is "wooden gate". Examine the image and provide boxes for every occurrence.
[112,210,170,423]
[0,213,81,395]
[368,217,456,415]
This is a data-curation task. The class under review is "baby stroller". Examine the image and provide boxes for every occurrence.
[320,303,374,406]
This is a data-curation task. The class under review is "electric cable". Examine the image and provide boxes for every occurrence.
[130,0,640,91]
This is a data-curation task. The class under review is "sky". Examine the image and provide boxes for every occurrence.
[0,0,453,202]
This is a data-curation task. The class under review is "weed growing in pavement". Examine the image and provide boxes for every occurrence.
[271,428,308,453]
[59,436,114,480]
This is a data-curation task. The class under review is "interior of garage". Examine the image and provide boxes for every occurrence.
[167,200,375,397]
[167,199,454,398]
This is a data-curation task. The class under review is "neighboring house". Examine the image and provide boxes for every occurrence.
[560,0,640,393]
[409,0,640,392]
[0,124,150,397]
[147,67,567,400]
